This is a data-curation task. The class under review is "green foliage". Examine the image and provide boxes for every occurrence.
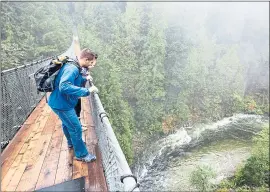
[234,156,269,187]
[233,124,269,187]
[190,165,217,192]
[252,124,269,158]
[2,2,269,164]
[232,93,246,113]
[217,185,269,192]
[76,2,135,163]
[1,2,72,69]
[232,94,266,115]
[216,124,269,191]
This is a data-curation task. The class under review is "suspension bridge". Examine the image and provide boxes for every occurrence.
[1,35,140,191]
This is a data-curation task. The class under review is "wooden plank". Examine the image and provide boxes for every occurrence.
[42,112,58,135]
[35,112,44,123]
[85,127,100,191]
[16,134,52,191]
[1,122,40,180]
[45,105,52,115]
[94,145,108,191]
[11,154,23,168]
[21,134,40,163]
[68,148,74,166]
[1,154,24,191]
[60,132,74,166]
[72,159,83,180]
[4,163,27,192]
[52,121,63,139]
[81,106,92,192]
[1,165,17,191]
[83,103,96,141]
[4,134,41,190]
[31,115,49,140]
[34,103,49,123]
[86,144,108,192]
[82,97,108,192]
[87,158,100,191]
[24,106,43,125]
[34,104,50,125]
[82,163,88,177]
[24,99,45,125]
[54,149,73,185]
[80,102,87,125]
[18,143,29,155]
[35,134,63,190]
[85,116,97,154]
[24,122,41,144]
[81,99,88,145]
[54,131,73,185]
[1,122,32,162]
[19,118,46,167]
[61,135,68,151]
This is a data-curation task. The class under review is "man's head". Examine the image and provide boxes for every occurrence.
[78,48,98,69]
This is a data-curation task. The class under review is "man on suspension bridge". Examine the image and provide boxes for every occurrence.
[48,48,99,163]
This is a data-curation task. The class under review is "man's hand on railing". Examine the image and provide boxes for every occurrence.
[89,86,99,93]
[86,74,93,81]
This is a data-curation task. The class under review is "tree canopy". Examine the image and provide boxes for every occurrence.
[1,2,269,163]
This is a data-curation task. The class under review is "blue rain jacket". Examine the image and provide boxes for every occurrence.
[48,62,90,110]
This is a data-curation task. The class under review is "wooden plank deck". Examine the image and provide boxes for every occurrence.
[1,97,108,191]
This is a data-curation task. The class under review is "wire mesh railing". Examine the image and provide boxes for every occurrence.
[87,81,140,192]
[1,58,53,148]
[0,41,75,148]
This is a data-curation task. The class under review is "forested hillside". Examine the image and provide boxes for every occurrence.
[1,2,269,164]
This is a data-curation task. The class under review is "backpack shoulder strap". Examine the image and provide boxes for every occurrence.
[66,59,81,79]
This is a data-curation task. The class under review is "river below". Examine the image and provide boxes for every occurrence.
[133,114,269,191]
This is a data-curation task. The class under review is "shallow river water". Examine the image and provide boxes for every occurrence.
[133,114,269,191]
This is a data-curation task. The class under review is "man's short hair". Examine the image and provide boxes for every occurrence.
[80,48,98,60]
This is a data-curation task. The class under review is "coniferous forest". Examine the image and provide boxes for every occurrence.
[1,3,269,187]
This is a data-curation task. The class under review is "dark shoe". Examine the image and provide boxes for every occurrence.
[68,145,73,149]
[75,154,96,163]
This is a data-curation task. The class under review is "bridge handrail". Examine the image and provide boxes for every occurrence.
[1,56,55,74]
[87,80,140,192]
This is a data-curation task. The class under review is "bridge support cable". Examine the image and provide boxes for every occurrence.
[87,80,140,192]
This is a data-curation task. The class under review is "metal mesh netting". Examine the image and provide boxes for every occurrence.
[1,59,52,147]
[1,42,74,148]
[90,96,123,191]
[87,82,139,192]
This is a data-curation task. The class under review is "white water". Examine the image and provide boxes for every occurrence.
[136,128,192,180]
[134,114,268,191]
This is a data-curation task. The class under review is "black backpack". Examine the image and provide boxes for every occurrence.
[34,56,80,93]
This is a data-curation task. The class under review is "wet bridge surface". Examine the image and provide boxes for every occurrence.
[1,97,107,191]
